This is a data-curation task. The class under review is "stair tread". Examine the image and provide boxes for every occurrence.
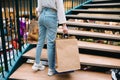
[26,40,120,53]
[78,41,120,53]
[9,63,111,80]
[80,54,120,68]
[23,48,48,60]
[92,0,111,1]
[57,28,120,41]
[92,0,120,3]
[84,3,120,7]
[23,47,120,68]
[72,9,120,14]
[66,15,120,21]
[66,21,120,30]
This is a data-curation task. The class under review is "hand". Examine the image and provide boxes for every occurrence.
[62,25,68,34]
[62,23,68,34]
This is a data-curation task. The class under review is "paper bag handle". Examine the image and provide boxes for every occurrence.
[62,33,69,39]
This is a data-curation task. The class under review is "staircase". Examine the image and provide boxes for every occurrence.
[9,0,120,80]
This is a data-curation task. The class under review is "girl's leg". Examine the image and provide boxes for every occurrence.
[35,24,46,64]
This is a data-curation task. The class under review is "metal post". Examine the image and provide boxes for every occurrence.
[72,0,74,8]
[15,0,22,51]
[30,0,33,20]
[0,0,9,71]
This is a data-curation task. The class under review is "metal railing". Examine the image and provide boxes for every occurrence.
[64,0,89,11]
[0,0,90,79]
[0,0,20,79]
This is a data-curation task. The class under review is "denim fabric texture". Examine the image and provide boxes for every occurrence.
[35,7,58,70]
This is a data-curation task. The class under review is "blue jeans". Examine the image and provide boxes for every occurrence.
[35,7,58,70]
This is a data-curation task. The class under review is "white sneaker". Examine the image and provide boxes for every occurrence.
[48,68,55,76]
[111,70,117,80]
[111,69,120,80]
[32,63,45,71]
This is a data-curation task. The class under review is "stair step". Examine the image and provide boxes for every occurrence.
[23,48,48,60]
[9,63,112,80]
[66,21,120,30]
[80,54,120,68]
[92,0,120,3]
[66,14,120,22]
[83,3,120,8]
[27,40,120,53]
[26,40,120,53]
[78,41,120,53]
[23,46,120,68]
[57,29,120,41]
[71,9,120,14]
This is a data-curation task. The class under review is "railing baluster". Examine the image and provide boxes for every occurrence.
[0,54,4,78]
[0,0,9,72]
[3,0,12,66]
[12,0,19,57]
[30,0,33,20]
[15,0,22,52]
[8,0,13,66]
[33,0,35,16]
[19,0,23,46]
[20,0,22,17]
[27,0,29,16]
[24,0,26,16]
[72,0,74,8]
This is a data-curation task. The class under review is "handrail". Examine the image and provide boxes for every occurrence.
[64,0,92,12]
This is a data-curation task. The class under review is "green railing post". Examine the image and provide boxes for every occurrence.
[30,0,33,20]
[72,0,74,8]
[15,0,22,51]
[0,0,9,72]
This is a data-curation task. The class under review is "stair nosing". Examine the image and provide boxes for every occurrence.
[80,54,120,68]
[78,41,120,53]
[9,63,112,80]
[23,48,120,68]
[66,21,120,30]
[66,15,120,22]
[92,0,120,3]
[83,3,120,6]
[57,29,120,41]
[72,9,120,14]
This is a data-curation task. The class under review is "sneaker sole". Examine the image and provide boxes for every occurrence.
[32,66,45,71]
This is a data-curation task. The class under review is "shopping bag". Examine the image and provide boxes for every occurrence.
[55,38,80,72]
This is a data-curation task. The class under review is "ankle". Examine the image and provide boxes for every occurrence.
[48,68,55,76]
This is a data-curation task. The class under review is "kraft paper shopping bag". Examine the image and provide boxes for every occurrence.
[55,39,80,72]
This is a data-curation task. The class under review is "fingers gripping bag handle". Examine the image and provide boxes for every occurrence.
[62,33,69,39]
